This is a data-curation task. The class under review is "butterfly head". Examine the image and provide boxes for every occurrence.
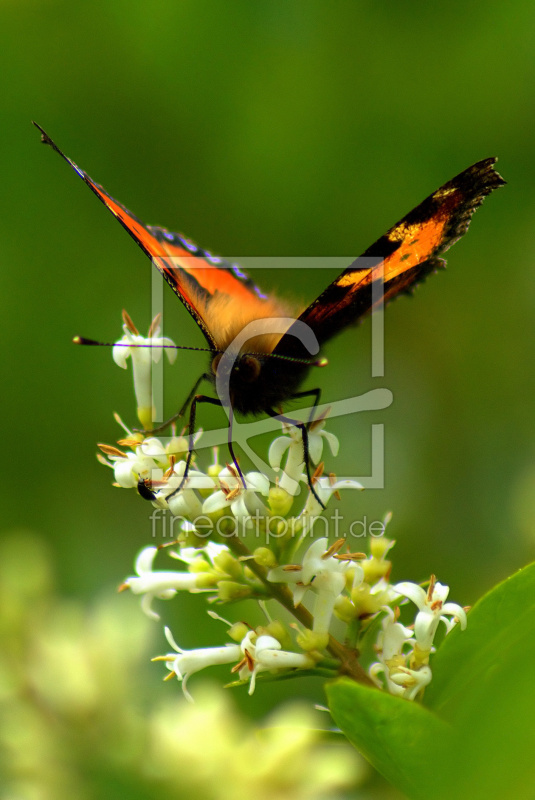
[210,348,313,418]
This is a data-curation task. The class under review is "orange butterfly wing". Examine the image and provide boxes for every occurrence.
[34,123,268,352]
[275,157,505,359]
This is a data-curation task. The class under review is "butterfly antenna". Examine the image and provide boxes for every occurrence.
[242,350,328,368]
[74,338,326,366]
[73,336,216,354]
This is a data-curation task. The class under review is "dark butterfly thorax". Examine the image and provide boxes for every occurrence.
[211,351,312,417]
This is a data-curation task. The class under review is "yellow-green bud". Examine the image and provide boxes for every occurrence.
[370,536,394,560]
[214,551,243,580]
[194,571,219,589]
[188,559,211,573]
[165,436,189,461]
[334,595,357,623]
[181,528,211,549]
[351,583,388,616]
[204,505,226,524]
[217,581,252,602]
[207,450,223,479]
[344,567,358,592]
[203,462,223,495]
[296,629,329,652]
[253,547,277,568]
[361,557,390,585]
[267,515,296,549]
[228,621,249,642]
[243,565,259,583]
[268,486,294,517]
[213,515,236,537]
[291,517,303,536]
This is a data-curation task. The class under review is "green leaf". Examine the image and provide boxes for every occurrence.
[424,561,535,798]
[425,561,535,714]
[326,679,455,800]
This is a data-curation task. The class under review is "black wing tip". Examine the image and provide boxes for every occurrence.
[32,120,53,146]
[480,156,507,187]
[436,157,506,254]
[32,121,69,163]
[461,156,507,192]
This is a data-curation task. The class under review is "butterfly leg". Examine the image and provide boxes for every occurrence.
[179,390,247,492]
[163,393,224,502]
[227,404,247,489]
[142,372,213,434]
[286,386,324,497]
[267,407,326,510]
[290,387,322,425]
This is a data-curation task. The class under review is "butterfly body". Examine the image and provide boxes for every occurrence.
[212,348,312,417]
[35,122,505,435]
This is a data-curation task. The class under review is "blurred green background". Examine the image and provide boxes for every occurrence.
[1,0,534,782]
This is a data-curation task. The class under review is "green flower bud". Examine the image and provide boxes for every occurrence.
[361,558,391,585]
[268,486,294,517]
[253,547,278,568]
[194,571,219,589]
[351,583,388,616]
[334,595,357,623]
[217,581,252,602]
[296,629,329,652]
[214,551,243,580]
[228,621,250,642]
[370,535,394,559]
[165,436,189,461]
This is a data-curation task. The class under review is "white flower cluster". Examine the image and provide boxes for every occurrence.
[104,314,467,702]
[369,576,467,700]
[119,529,466,701]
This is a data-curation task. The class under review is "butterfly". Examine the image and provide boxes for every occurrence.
[34,122,505,497]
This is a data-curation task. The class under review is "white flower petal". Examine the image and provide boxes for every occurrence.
[441,603,467,629]
[244,472,270,495]
[126,571,200,596]
[167,489,203,519]
[268,436,291,470]
[307,435,323,466]
[164,625,182,652]
[392,581,427,608]
[140,592,160,620]
[134,546,158,575]
[301,538,330,584]
[138,438,167,458]
[321,430,340,457]
[161,337,178,364]
[202,491,229,515]
[113,340,130,368]
[113,455,144,488]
